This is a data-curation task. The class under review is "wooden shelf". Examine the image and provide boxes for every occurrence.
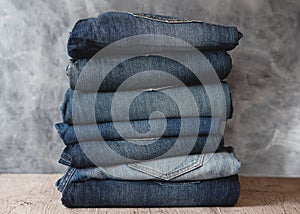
[1,174,299,213]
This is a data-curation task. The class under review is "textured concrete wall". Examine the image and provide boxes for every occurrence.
[1,0,299,176]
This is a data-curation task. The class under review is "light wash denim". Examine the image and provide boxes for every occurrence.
[62,83,232,125]
[56,150,240,191]
[59,136,224,167]
[60,175,240,207]
[67,51,232,92]
[67,12,242,58]
[55,117,221,145]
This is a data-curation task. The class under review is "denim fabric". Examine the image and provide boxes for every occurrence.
[62,83,232,125]
[67,12,242,59]
[56,151,240,189]
[59,175,240,207]
[59,136,224,168]
[55,117,221,145]
[67,52,232,92]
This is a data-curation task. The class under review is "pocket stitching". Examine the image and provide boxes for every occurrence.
[129,12,203,23]
[128,155,204,180]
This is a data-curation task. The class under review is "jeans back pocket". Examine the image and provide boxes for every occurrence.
[128,154,204,180]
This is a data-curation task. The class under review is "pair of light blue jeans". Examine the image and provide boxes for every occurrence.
[62,83,232,125]
[56,149,240,191]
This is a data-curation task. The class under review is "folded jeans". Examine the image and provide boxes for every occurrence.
[55,117,221,145]
[59,175,240,207]
[59,136,224,167]
[67,51,232,92]
[67,12,242,58]
[62,83,232,125]
[56,150,240,191]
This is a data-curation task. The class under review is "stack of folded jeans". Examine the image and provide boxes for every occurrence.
[55,12,243,207]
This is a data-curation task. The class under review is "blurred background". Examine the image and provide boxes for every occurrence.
[0,0,299,176]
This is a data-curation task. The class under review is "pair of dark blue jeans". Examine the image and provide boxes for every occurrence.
[68,12,242,59]
[60,175,240,207]
[67,52,232,92]
[59,136,225,168]
[56,117,221,145]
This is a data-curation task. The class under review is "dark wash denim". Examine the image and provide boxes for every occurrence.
[67,52,232,92]
[59,175,240,207]
[55,117,221,145]
[67,12,242,59]
[59,136,224,168]
[62,83,233,125]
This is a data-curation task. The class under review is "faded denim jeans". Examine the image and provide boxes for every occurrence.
[59,175,240,207]
[67,12,242,59]
[66,51,232,92]
[56,150,240,189]
[62,83,232,125]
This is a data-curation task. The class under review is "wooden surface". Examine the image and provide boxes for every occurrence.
[1,174,299,214]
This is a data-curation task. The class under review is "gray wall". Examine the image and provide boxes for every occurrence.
[1,0,299,176]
